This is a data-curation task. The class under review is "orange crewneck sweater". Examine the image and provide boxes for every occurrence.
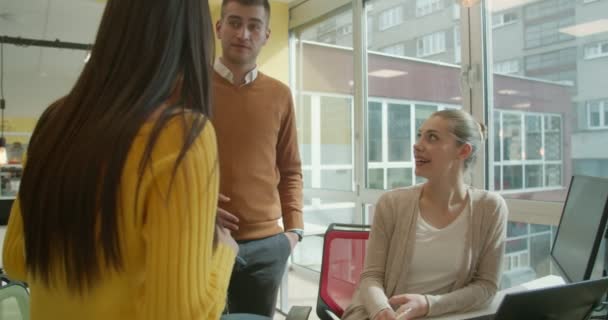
[212,71,303,240]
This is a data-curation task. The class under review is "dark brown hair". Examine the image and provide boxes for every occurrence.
[221,0,271,22]
[19,0,215,291]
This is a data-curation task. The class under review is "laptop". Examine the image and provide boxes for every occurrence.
[464,277,608,320]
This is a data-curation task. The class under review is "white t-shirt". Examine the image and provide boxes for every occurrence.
[402,204,470,295]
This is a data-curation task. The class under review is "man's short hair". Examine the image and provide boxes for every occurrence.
[221,0,271,22]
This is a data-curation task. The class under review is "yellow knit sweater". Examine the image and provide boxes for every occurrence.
[2,114,235,320]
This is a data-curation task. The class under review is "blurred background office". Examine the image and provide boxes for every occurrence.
[1,0,608,318]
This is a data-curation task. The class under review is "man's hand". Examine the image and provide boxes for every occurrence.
[284,232,298,251]
[216,224,239,254]
[217,194,239,231]
[389,294,428,320]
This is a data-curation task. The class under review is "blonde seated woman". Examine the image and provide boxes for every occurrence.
[342,110,508,320]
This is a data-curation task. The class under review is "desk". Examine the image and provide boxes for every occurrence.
[424,275,566,320]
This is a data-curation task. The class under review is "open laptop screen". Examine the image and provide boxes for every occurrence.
[551,175,608,283]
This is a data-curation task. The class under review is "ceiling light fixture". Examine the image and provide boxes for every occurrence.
[368,69,408,78]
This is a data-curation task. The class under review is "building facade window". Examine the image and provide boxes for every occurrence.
[417,31,446,57]
[525,47,577,71]
[584,41,608,60]
[524,0,575,20]
[493,110,563,192]
[587,100,608,129]
[495,59,520,74]
[524,47,577,86]
[503,222,553,275]
[416,0,444,17]
[337,24,353,36]
[525,16,575,48]
[453,2,461,19]
[493,11,518,28]
[379,6,404,31]
[381,43,405,56]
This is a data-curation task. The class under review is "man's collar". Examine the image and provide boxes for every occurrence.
[213,58,258,86]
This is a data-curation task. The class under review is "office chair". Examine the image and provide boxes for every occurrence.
[315,223,370,320]
[0,273,29,320]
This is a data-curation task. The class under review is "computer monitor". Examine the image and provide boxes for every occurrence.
[493,277,608,320]
[551,175,608,283]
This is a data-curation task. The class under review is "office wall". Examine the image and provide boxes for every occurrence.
[210,0,290,85]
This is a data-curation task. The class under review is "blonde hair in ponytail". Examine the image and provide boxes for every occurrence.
[432,109,485,169]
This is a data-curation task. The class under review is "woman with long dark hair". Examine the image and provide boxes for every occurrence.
[2,1,238,319]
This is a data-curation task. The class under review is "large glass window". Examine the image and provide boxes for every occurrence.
[365,0,461,191]
[488,0,608,287]
[289,0,608,289]
[295,7,355,192]
[493,111,563,192]
[292,7,358,273]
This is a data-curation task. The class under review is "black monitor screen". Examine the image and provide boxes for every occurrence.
[494,277,608,320]
[551,175,608,283]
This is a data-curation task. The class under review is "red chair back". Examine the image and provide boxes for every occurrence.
[317,224,370,320]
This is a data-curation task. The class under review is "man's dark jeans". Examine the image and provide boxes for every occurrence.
[225,233,292,317]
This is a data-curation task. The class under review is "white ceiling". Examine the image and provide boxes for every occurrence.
[0,0,104,117]
[0,0,300,118]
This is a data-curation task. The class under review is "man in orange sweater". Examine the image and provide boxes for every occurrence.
[212,0,304,317]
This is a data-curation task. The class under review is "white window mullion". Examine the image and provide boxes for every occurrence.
[311,95,322,189]
[541,115,546,188]
[382,102,389,190]
[521,113,526,188]
[350,98,356,191]
[465,0,486,189]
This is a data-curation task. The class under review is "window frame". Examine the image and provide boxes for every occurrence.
[493,110,564,194]
[416,30,447,57]
[378,5,404,31]
[492,11,518,28]
[288,0,568,238]
[587,100,608,129]
[416,0,445,17]
[584,41,608,60]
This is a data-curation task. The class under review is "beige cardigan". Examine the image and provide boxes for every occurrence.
[342,185,508,320]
